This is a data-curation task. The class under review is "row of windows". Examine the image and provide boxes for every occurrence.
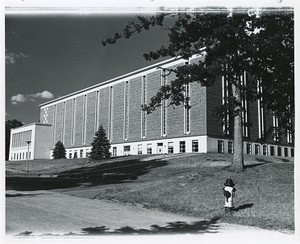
[11,151,31,160]
[11,130,32,148]
[66,149,90,159]
[217,140,294,157]
[115,140,200,156]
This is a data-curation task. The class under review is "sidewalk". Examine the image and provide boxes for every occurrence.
[5,190,297,243]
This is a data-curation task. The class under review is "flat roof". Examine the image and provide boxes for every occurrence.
[11,122,52,131]
[39,56,182,107]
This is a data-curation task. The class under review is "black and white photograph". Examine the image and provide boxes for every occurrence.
[2,0,299,243]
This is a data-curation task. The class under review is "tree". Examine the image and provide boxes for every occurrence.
[89,125,111,160]
[5,119,23,160]
[102,9,294,172]
[52,140,66,159]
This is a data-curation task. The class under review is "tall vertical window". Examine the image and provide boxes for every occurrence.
[147,143,152,154]
[222,68,230,135]
[124,81,129,140]
[255,144,260,155]
[286,97,293,144]
[241,72,249,138]
[263,145,268,156]
[228,141,234,154]
[218,140,224,153]
[257,79,265,139]
[141,75,147,139]
[180,141,186,153]
[184,82,191,134]
[168,142,174,153]
[192,140,199,152]
[161,70,167,136]
[95,90,100,132]
[138,144,143,154]
[108,86,113,140]
[246,143,252,154]
[272,112,279,142]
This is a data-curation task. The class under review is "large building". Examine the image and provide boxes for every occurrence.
[9,55,294,160]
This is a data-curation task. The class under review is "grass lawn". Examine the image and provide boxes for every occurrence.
[6,153,294,232]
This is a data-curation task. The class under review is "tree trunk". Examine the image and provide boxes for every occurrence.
[230,83,244,172]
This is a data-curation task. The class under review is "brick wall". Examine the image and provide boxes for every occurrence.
[86,91,97,145]
[99,87,109,136]
[190,82,207,136]
[74,95,84,146]
[146,70,162,140]
[112,82,125,143]
[206,76,223,137]
[64,99,73,147]
[55,102,64,144]
[128,77,142,142]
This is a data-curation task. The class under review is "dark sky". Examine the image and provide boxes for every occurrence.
[5,14,170,124]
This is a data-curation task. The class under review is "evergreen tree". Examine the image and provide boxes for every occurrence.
[52,140,66,159]
[103,9,294,172]
[89,125,111,160]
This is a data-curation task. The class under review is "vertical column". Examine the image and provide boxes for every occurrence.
[72,98,76,146]
[108,86,113,140]
[161,70,167,136]
[141,75,147,139]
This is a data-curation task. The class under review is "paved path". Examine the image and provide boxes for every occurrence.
[6,190,298,243]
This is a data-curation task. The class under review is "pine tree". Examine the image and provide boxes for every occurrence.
[52,140,66,159]
[89,125,111,160]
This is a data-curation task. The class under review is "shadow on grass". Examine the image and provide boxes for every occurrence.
[80,217,220,235]
[233,203,254,212]
[6,193,50,198]
[6,159,168,191]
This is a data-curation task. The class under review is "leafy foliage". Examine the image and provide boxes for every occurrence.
[103,10,294,171]
[89,125,111,160]
[52,140,66,159]
[6,119,23,160]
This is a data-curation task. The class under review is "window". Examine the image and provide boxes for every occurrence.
[147,144,152,154]
[180,141,186,153]
[26,152,28,160]
[17,153,18,160]
[263,145,268,156]
[255,144,260,155]
[218,140,224,153]
[222,71,230,135]
[192,140,199,153]
[277,147,282,157]
[246,143,252,155]
[184,83,191,134]
[29,152,31,159]
[124,146,130,152]
[241,72,249,138]
[112,147,117,156]
[284,148,289,157]
[168,142,174,154]
[291,148,294,157]
[80,149,83,158]
[270,146,275,156]
[23,152,25,160]
[228,141,234,154]
[73,152,77,158]
[257,79,265,139]
[138,144,142,155]
[69,152,72,159]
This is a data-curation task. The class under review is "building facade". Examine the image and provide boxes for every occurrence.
[10,56,294,161]
[9,123,52,161]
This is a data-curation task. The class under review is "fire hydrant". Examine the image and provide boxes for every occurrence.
[223,178,236,212]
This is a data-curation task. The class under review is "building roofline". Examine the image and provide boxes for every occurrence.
[39,56,182,107]
[11,122,52,131]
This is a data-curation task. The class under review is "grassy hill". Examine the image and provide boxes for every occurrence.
[6,153,294,232]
